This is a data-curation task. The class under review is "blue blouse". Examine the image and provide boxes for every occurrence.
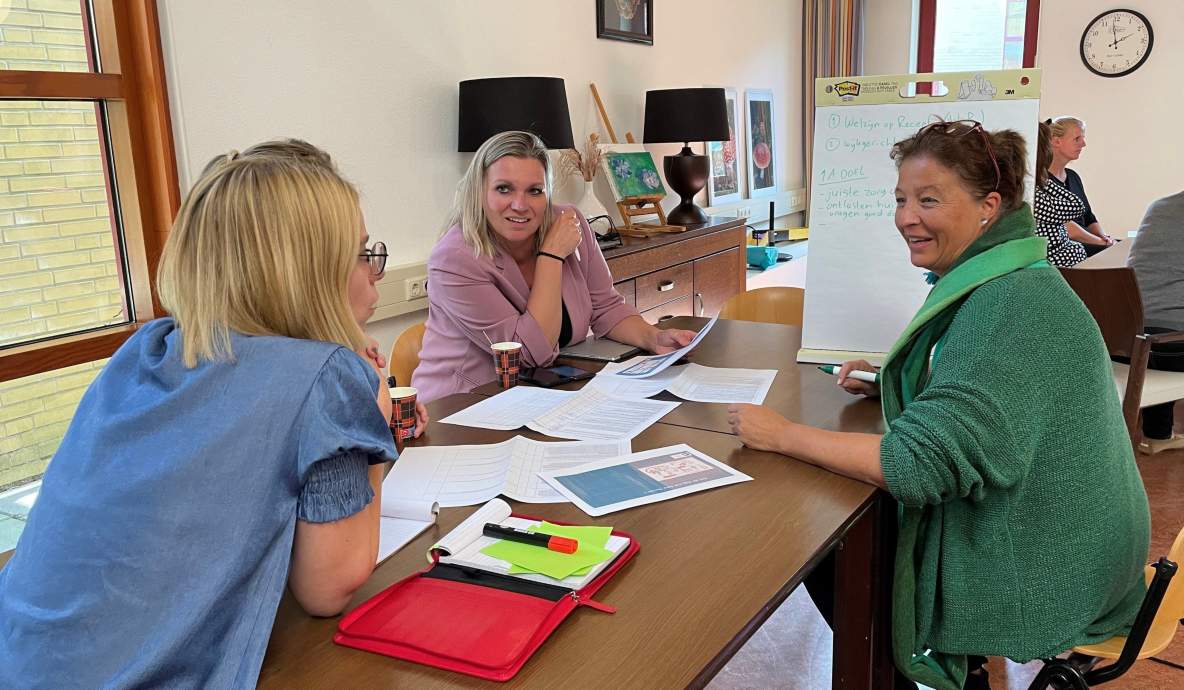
[0,318,396,689]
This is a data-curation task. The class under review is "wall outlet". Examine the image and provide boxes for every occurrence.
[404,275,428,301]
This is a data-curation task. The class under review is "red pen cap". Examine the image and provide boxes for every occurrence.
[547,536,579,554]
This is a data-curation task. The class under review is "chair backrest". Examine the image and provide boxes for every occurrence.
[718,287,805,327]
[1058,267,1144,359]
[388,322,426,388]
[1156,523,1184,622]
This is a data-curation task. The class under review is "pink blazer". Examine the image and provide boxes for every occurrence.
[412,207,638,402]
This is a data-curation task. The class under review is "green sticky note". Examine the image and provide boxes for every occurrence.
[481,522,614,580]
[508,523,613,576]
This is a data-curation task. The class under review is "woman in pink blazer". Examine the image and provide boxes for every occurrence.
[413,131,696,402]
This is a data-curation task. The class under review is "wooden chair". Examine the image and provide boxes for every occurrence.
[718,287,805,327]
[1027,525,1184,689]
[1058,267,1184,448]
[388,322,426,388]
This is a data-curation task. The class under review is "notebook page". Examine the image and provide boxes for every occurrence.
[427,498,512,562]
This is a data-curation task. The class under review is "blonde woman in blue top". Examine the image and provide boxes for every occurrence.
[0,141,418,688]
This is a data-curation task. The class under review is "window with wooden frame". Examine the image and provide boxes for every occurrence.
[916,0,1040,74]
[0,1,177,508]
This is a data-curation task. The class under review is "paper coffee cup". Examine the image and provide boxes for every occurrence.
[491,341,522,388]
[390,386,418,441]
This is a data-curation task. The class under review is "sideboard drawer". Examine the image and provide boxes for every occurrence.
[634,262,693,312]
[639,294,693,325]
[615,279,636,309]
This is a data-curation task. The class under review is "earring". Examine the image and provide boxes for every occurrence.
[980,219,989,226]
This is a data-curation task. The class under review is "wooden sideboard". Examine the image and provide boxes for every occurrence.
[602,217,747,324]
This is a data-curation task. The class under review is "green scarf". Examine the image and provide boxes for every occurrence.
[879,204,1048,690]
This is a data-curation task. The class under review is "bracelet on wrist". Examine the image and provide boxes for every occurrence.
[536,251,565,263]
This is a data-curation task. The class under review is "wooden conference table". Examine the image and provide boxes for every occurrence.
[259,318,897,689]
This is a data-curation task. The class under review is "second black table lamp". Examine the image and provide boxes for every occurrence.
[642,88,729,225]
[458,76,575,152]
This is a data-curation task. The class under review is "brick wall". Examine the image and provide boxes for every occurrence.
[1,1,119,489]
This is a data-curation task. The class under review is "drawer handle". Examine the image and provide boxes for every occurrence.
[657,315,674,323]
[695,292,704,317]
[658,280,675,292]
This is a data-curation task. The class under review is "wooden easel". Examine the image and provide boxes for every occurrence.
[616,194,683,237]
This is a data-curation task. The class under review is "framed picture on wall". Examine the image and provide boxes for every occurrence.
[745,89,778,198]
[705,87,743,206]
[596,0,653,45]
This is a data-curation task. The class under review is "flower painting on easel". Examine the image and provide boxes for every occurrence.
[595,0,653,45]
[745,89,778,198]
[706,87,743,205]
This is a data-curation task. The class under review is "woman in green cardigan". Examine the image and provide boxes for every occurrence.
[728,121,1149,690]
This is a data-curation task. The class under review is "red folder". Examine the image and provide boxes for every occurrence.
[334,514,639,681]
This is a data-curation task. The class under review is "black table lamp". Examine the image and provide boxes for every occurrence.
[643,88,729,225]
[458,77,575,152]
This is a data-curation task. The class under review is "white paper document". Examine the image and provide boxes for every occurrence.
[383,436,632,507]
[377,497,439,563]
[438,386,575,431]
[440,386,678,441]
[539,444,753,516]
[589,362,778,404]
[608,315,719,378]
[525,387,679,441]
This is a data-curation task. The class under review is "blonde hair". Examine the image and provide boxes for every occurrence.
[444,130,555,257]
[1048,116,1085,139]
[158,147,367,367]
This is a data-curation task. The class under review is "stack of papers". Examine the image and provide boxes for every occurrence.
[439,386,679,441]
[586,362,777,404]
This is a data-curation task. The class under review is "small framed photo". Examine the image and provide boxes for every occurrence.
[705,87,744,206]
[596,0,653,45]
[745,89,778,198]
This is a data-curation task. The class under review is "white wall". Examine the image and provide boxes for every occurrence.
[863,0,914,75]
[1035,0,1181,232]
[863,0,1181,233]
[157,0,803,354]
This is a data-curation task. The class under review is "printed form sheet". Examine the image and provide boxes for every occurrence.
[589,362,778,404]
[441,386,679,441]
[384,436,631,506]
[525,387,679,441]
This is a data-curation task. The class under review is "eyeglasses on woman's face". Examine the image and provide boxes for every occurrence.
[359,241,387,278]
[917,119,1001,192]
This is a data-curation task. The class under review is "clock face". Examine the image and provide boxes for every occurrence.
[1080,9,1154,77]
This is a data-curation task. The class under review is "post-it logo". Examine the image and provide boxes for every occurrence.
[833,81,861,100]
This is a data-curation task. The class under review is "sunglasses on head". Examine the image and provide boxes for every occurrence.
[917,119,1001,192]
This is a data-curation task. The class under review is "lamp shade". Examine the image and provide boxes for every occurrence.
[643,88,730,144]
[458,77,575,152]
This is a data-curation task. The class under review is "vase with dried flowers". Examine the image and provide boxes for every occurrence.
[558,133,607,220]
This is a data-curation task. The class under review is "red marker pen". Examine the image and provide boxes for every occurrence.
[483,523,578,554]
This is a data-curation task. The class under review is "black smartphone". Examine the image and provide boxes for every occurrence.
[520,365,595,388]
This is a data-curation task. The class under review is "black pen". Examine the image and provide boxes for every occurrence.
[483,523,578,554]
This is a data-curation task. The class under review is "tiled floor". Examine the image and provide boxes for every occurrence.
[708,403,1184,690]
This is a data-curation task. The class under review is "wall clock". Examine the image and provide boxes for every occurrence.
[1080,9,1154,77]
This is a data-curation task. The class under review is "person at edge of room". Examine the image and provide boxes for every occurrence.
[1047,115,1113,256]
[0,140,427,689]
[1032,120,1088,267]
[412,129,699,403]
[1127,189,1184,453]
[727,121,1149,690]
